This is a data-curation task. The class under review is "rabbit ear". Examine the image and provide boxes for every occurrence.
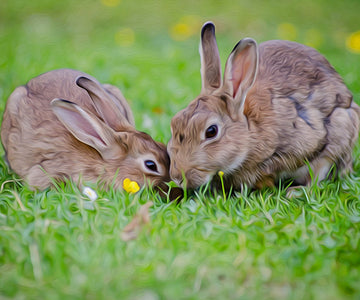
[51,98,125,159]
[223,38,259,117]
[76,76,133,131]
[200,22,222,93]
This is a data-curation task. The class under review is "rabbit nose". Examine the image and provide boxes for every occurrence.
[170,162,184,187]
[171,171,184,187]
[173,177,184,187]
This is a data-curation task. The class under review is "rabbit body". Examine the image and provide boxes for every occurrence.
[168,23,360,190]
[1,69,171,190]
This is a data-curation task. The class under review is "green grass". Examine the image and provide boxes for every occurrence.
[1,0,360,299]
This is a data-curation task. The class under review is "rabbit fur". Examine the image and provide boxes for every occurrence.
[168,22,360,190]
[1,69,173,192]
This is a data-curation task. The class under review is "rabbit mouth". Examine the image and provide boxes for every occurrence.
[182,169,214,190]
[155,182,184,202]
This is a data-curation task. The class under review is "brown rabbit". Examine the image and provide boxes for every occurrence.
[168,22,360,191]
[1,69,177,195]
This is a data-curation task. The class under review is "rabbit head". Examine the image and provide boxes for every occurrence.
[168,22,258,189]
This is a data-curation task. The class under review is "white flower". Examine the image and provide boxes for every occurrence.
[82,187,98,201]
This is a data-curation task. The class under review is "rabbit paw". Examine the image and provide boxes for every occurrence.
[285,185,305,198]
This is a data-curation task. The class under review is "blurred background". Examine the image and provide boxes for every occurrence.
[1,0,360,142]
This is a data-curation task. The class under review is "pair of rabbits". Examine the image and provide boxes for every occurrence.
[2,22,359,197]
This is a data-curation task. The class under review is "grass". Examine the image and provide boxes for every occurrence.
[1,0,360,299]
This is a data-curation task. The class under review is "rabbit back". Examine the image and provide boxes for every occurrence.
[233,40,360,187]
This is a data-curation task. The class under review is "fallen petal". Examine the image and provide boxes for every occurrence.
[121,202,153,241]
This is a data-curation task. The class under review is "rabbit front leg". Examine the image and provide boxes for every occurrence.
[286,157,333,198]
[254,174,276,189]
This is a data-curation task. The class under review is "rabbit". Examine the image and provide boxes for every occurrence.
[167,22,360,191]
[1,68,182,199]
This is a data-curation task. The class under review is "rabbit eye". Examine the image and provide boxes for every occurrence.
[205,124,218,139]
[144,160,158,173]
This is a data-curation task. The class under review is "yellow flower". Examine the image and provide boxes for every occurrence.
[218,171,226,201]
[170,23,192,41]
[169,15,201,41]
[123,178,140,194]
[101,0,121,7]
[277,23,297,41]
[115,28,135,47]
[346,31,360,54]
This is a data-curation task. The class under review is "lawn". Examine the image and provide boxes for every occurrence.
[0,0,360,299]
